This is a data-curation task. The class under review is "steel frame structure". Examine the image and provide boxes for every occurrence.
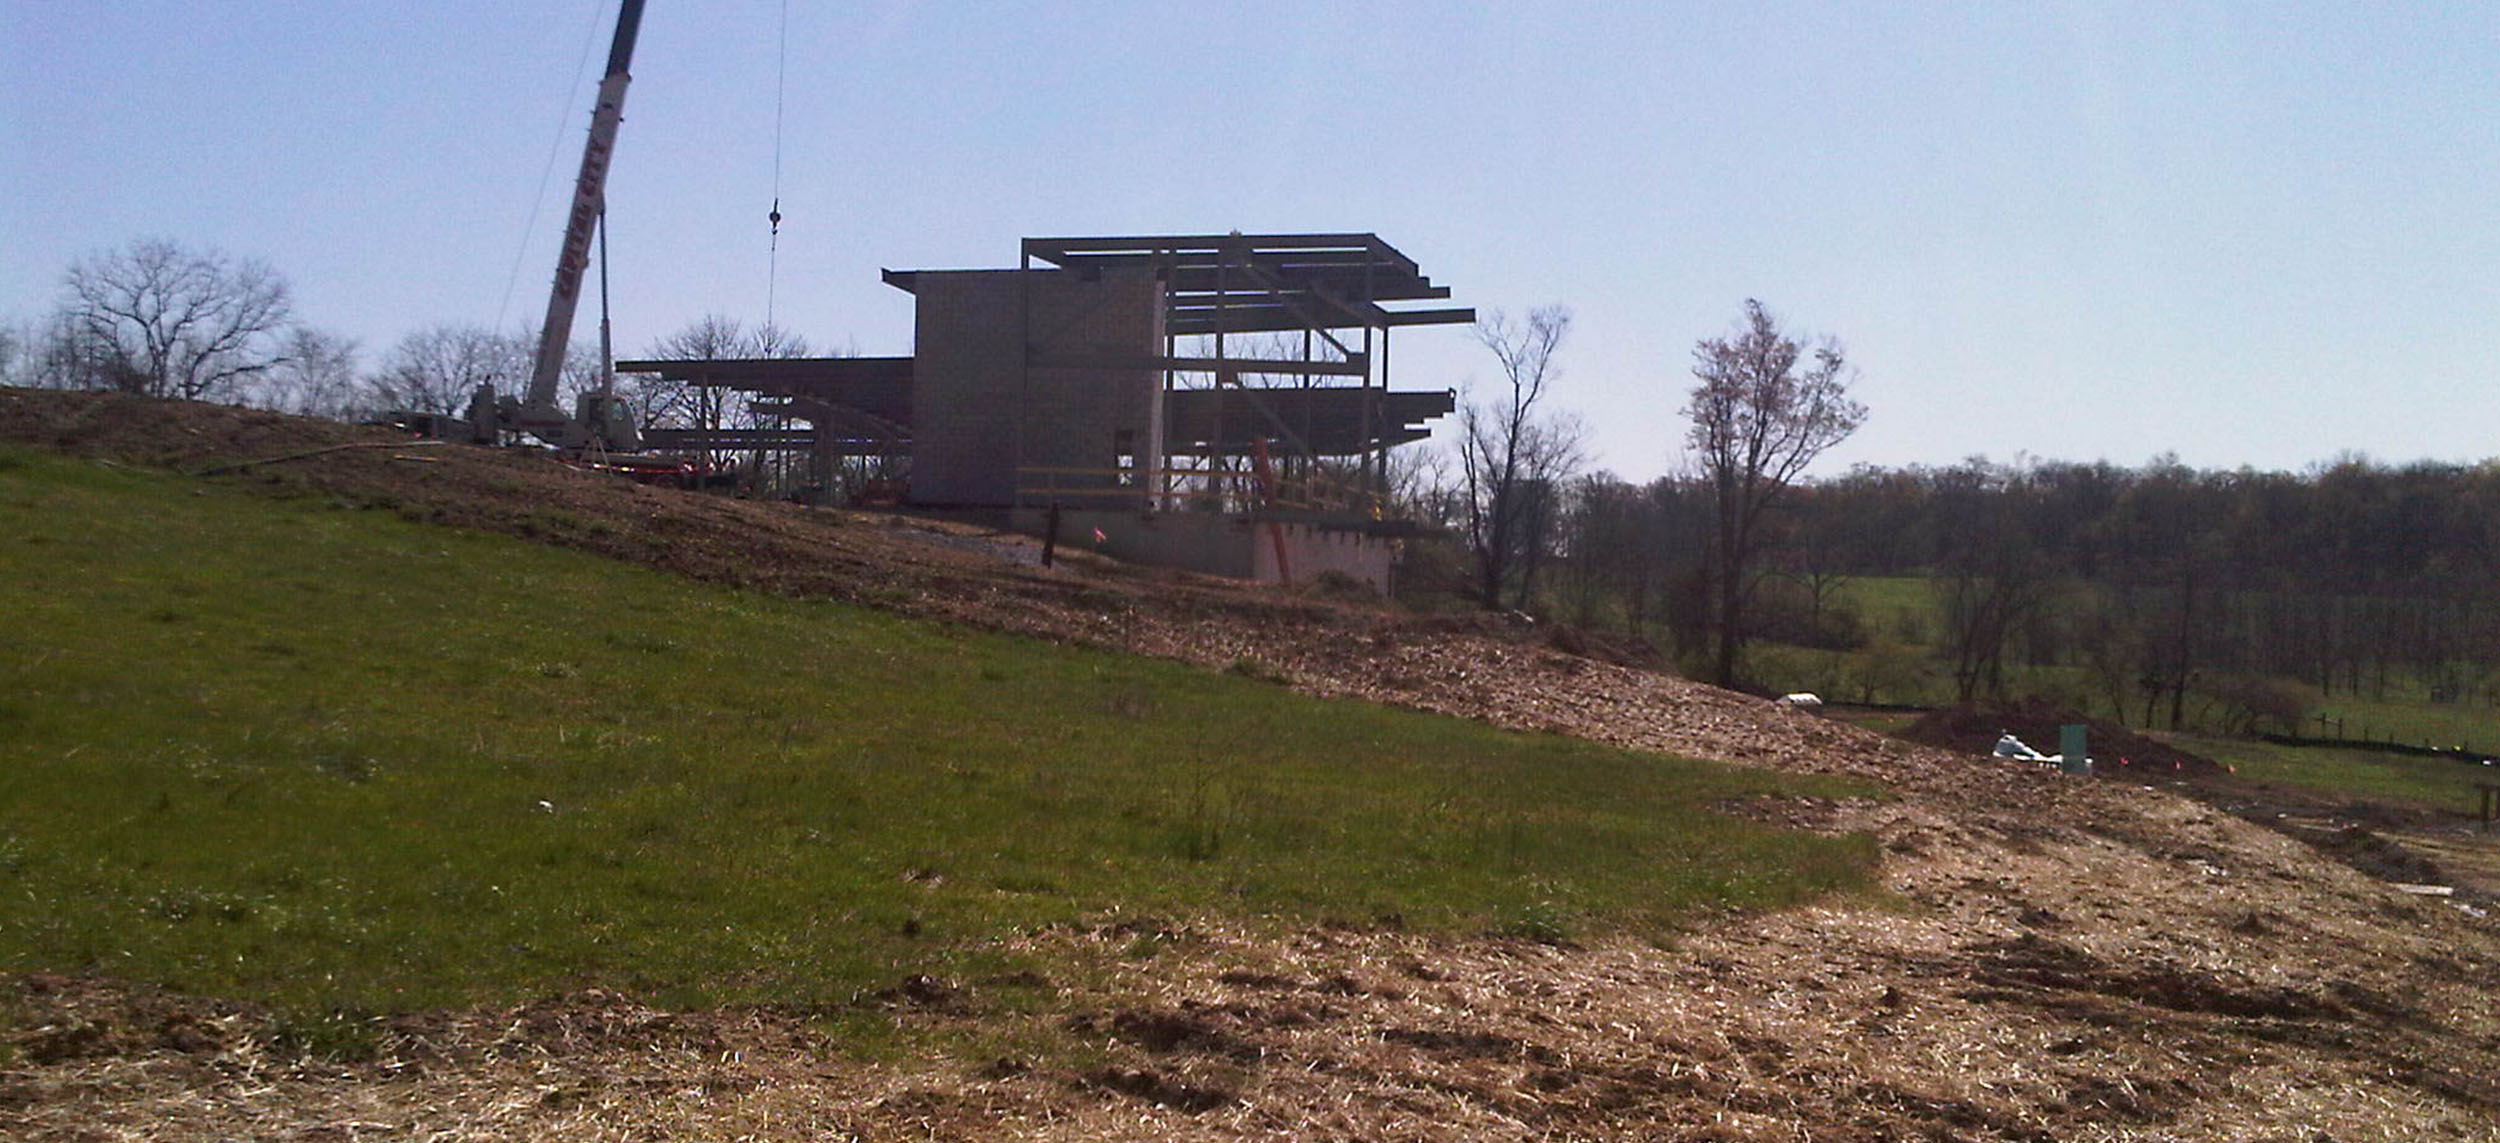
[618,233,1469,510]
[1016,233,1469,507]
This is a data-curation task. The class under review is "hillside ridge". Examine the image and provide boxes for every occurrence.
[5,387,2498,1141]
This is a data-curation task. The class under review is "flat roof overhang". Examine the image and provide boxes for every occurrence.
[616,356,916,426]
[885,232,1475,335]
[1163,387,1455,457]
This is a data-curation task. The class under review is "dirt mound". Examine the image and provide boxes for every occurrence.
[1895,698,2225,777]
[0,386,372,469]
[2298,823,2456,885]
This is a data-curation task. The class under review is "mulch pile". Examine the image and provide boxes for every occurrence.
[1894,698,2226,777]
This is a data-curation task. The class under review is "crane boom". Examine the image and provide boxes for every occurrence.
[517,0,648,443]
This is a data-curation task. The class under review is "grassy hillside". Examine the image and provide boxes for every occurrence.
[2298,691,2500,756]
[0,444,1875,1025]
[2181,736,2497,816]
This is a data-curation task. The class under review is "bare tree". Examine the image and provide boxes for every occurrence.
[1684,299,1866,687]
[1931,460,2062,702]
[627,315,816,471]
[1383,443,1458,528]
[1457,306,1586,611]
[59,238,293,400]
[0,319,57,390]
[748,321,813,359]
[375,324,528,417]
[1553,473,1629,628]
[628,314,748,437]
[19,311,124,390]
[0,321,24,388]
[254,327,364,420]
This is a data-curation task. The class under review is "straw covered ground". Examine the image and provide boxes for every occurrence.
[5,389,2498,1140]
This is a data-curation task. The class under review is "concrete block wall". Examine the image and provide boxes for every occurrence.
[1017,507,1255,580]
[906,271,1024,506]
[907,268,1163,508]
[1251,521,1396,593]
[1020,268,1163,504]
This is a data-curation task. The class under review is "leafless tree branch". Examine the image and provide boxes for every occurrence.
[1684,299,1867,685]
[59,238,293,401]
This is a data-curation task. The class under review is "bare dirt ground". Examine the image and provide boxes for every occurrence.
[1888,701,2500,899]
[7,389,2499,1141]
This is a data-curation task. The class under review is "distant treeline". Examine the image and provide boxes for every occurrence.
[1439,455,2500,729]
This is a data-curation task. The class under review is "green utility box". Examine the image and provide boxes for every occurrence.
[2059,723,2090,775]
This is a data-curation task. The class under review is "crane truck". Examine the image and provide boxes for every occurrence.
[414,0,649,455]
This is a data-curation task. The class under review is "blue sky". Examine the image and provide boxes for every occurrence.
[5,2,2494,481]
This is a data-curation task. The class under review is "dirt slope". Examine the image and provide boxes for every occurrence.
[6,389,2499,1141]
[1896,699,2225,776]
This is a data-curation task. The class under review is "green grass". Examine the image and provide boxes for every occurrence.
[2179,735,2497,815]
[1836,575,1939,642]
[0,444,1877,1022]
[2302,692,2500,756]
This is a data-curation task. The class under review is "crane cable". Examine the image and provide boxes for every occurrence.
[765,0,789,328]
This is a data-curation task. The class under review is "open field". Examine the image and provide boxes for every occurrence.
[2182,735,2498,817]
[0,443,1872,1028]
[1771,576,2500,751]
[1834,574,1937,642]
[2301,691,2500,756]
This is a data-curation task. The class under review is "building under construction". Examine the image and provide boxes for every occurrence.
[617,233,1471,590]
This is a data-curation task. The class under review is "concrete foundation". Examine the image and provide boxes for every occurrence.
[1014,507,1396,594]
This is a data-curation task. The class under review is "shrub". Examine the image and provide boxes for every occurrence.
[2197,674,2320,736]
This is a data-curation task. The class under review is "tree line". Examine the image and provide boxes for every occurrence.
[0,237,811,457]
[1417,297,2495,734]
[1437,452,2500,731]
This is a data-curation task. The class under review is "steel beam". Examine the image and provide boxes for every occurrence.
[1030,352,1368,377]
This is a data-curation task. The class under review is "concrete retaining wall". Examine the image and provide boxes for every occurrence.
[1014,507,1395,593]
